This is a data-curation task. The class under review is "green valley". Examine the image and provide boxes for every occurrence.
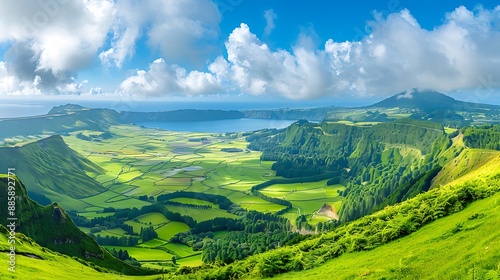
[1,90,500,279]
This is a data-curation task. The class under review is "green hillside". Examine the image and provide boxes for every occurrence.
[0,135,106,210]
[0,224,162,280]
[0,175,149,275]
[248,119,451,222]
[164,161,500,279]
[432,149,500,188]
[0,106,120,140]
[273,191,500,279]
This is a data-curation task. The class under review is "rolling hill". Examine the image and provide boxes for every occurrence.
[273,191,500,280]
[0,225,157,280]
[0,175,149,276]
[0,135,106,210]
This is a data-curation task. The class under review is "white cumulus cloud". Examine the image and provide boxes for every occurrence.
[210,6,500,99]
[120,58,221,96]
[100,0,221,68]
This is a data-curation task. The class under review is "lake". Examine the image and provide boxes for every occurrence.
[137,118,296,133]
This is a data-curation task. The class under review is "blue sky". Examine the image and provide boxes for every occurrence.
[1,0,500,105]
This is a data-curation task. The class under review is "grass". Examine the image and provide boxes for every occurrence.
[272,192,500,279]
[155,222,190,240]
[432,149,500,188]
[0,231,159,280]
[104,246,174,261]
[259,180,345,215]
[136,212,170,225]
[163,243,197,258]
[177,254,204,267]
[164,205,239,222]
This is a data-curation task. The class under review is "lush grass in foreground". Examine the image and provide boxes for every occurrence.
[0,227,158,280]
[273,192,500,279]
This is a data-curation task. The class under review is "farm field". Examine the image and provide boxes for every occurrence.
[60,125,295,267]
[3,124,348,268]
[259,180,345,224]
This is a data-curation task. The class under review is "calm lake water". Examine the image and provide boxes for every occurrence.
[137,118,296,133]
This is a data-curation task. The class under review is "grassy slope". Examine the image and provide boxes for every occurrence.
[0,135,106,209]
[168,149,500,279]
[0,226,159,280]
[272,192,500,280]
[432,148,500,188]
[0,175,147,275]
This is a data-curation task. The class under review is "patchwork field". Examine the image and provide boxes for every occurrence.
[259,180,345,224]
[60,125,291,266]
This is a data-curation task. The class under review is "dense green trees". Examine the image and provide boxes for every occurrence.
[140,226,158,242]
[463,125,500,150]
[171,211,297,264]
[247,119,450,223]
[91,234,139,246]
[107,248,141,267]
[157,191,234,210]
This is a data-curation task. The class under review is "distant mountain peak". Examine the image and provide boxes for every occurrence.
[48,104,86,114]
[370,90,457,110]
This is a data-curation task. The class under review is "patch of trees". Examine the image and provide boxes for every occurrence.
[157,191,234,210]
[76,132,113,142]
[463,125,500,150]
[121,224,134,235]
[171,211,296,263]
[189,137,209,142]
[202,231,294,263]
[163,200,212,209]
[140,226,158,242]
[107,248,141,267]
[90,234,139,246]
[221,148,243,153]
[138,195,154,201]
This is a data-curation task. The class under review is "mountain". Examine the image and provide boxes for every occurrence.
[0,175,147,275]
[0,105,120,140]
[370,90,457,109]
[370,89,500,112]
[0,135,106,210]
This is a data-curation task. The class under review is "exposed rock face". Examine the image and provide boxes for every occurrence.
[52,238,79,245]
[84,250,104,259]
[317,203,339,221]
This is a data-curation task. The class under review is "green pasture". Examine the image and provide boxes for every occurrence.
[104,246,174,261]
[155,222,190,240]
[258,180,345,215]
[164,205,239,222]
[177,254,203,267]
[136,212,170,225]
